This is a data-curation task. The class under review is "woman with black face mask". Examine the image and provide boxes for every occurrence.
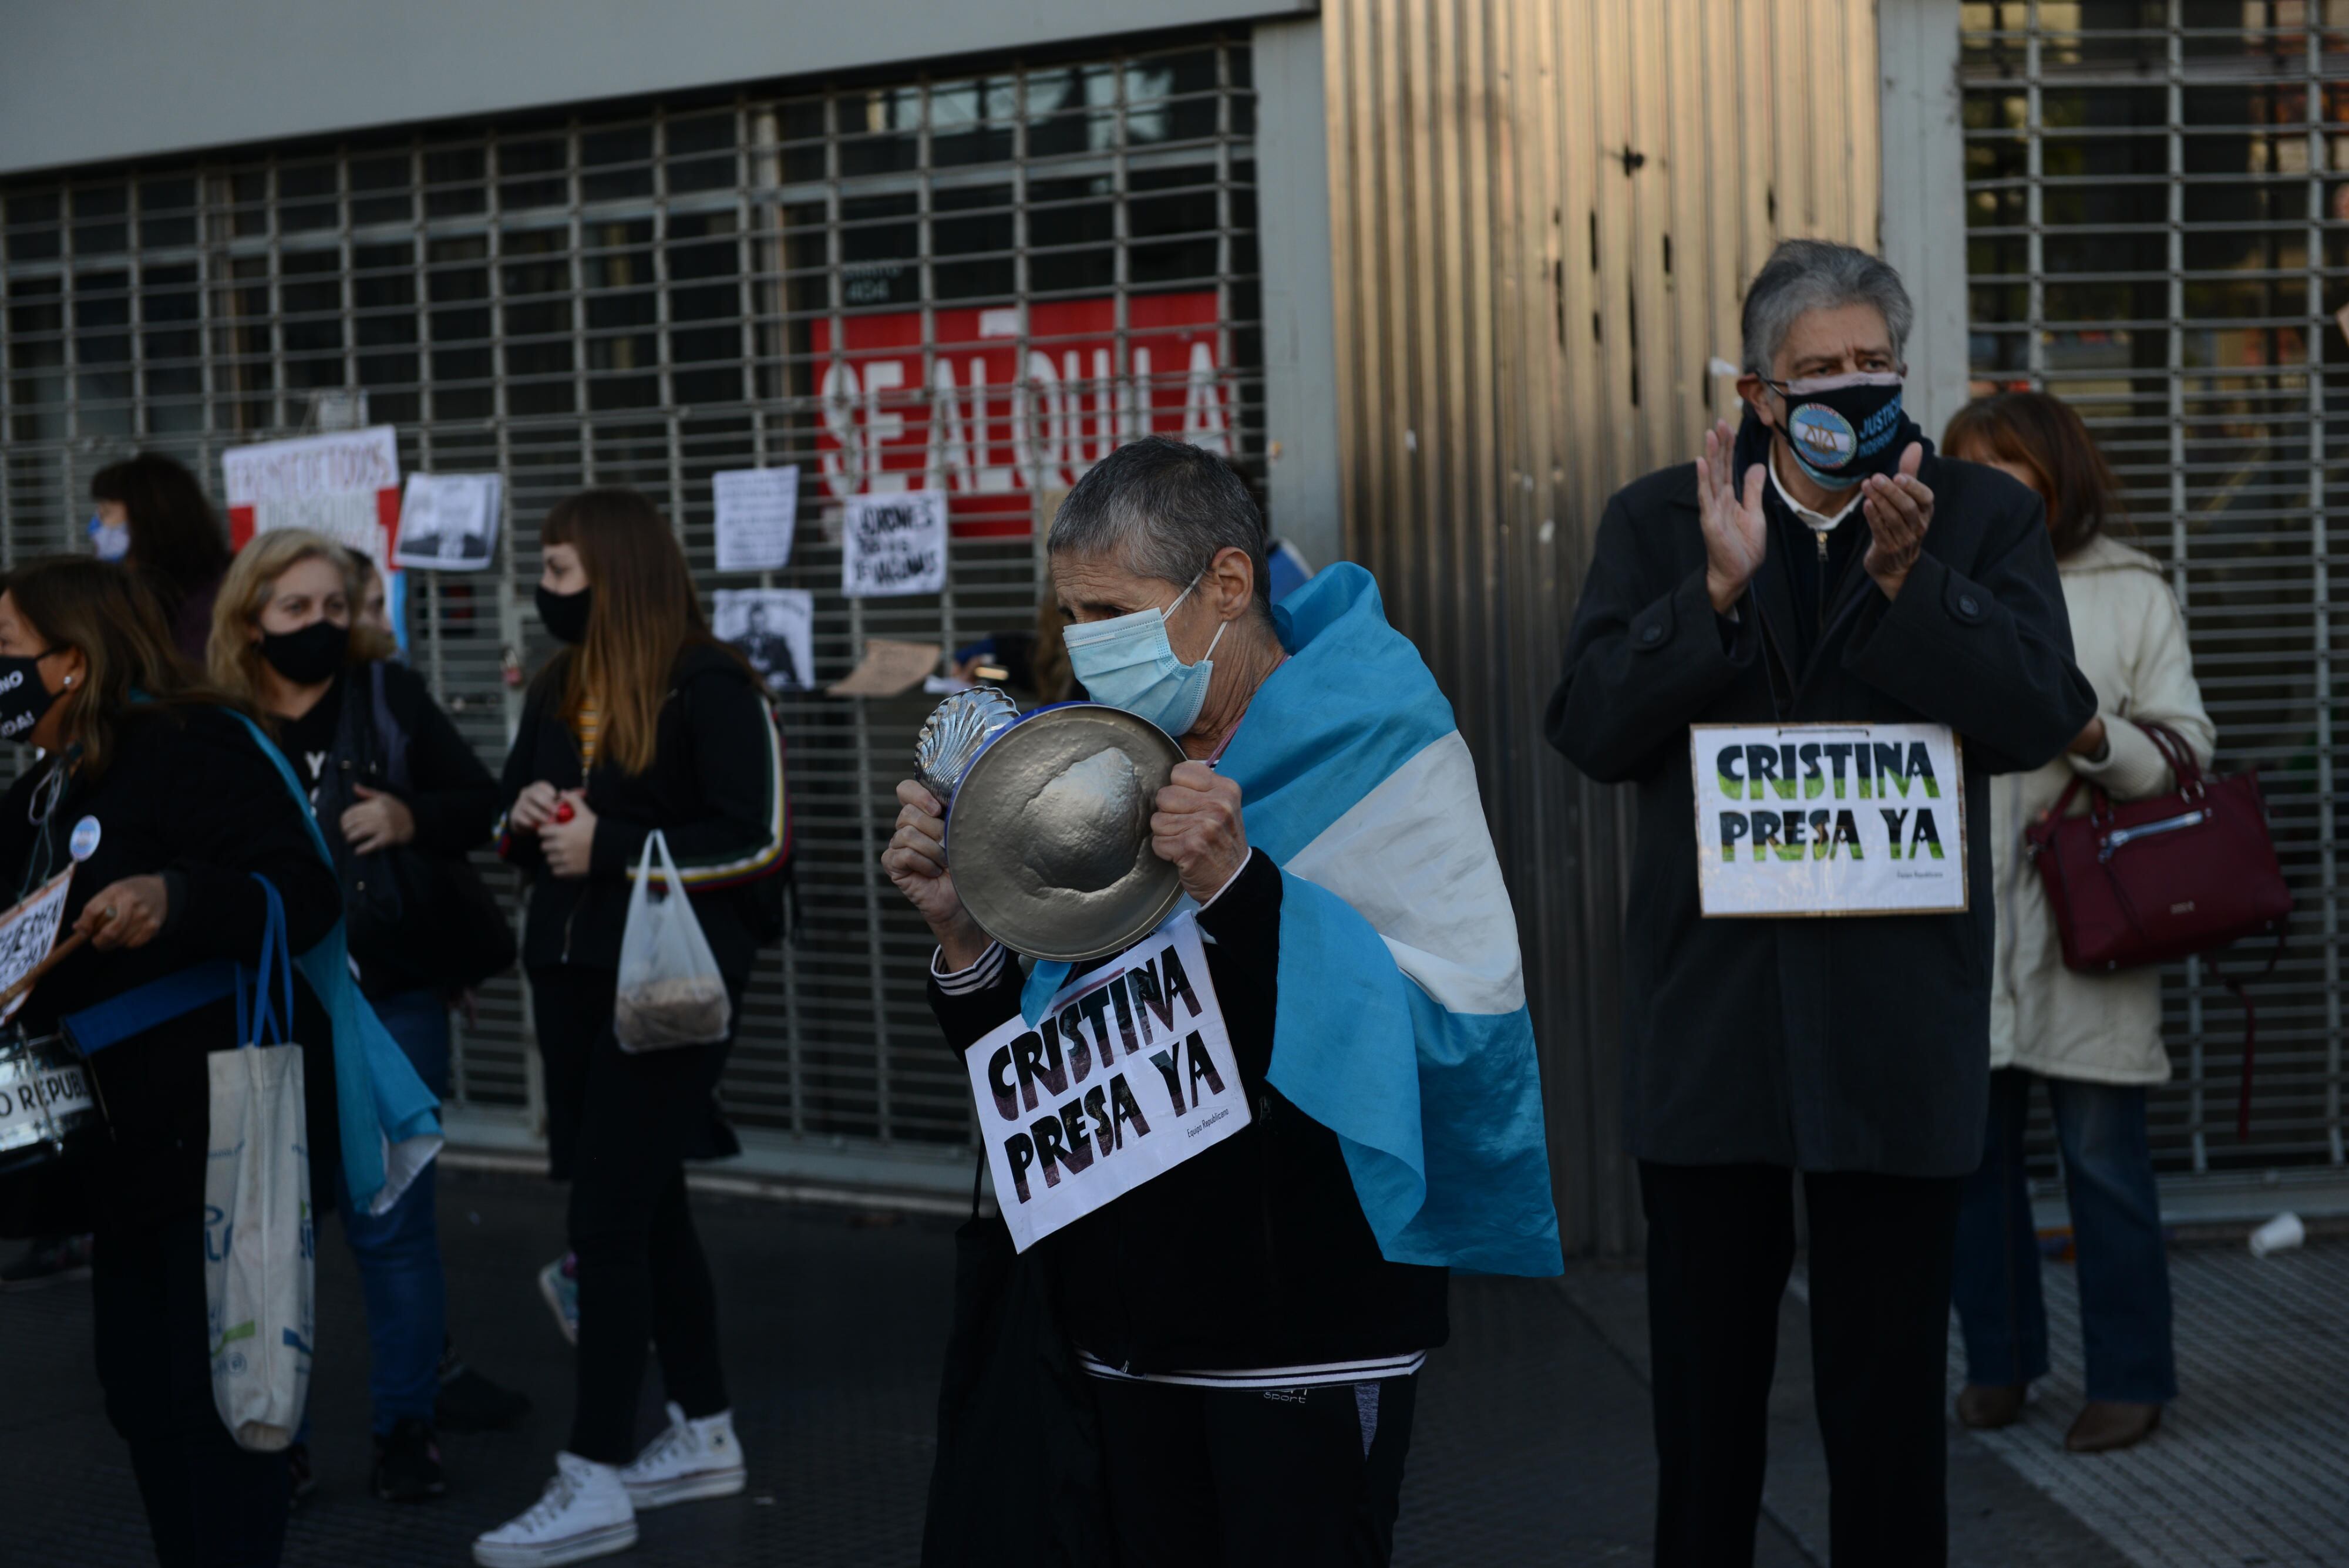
[210,530,529,1503]
[0,556,345,1567]
[477,488,789,1568]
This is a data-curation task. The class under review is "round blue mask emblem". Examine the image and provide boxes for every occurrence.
[1787,403,1858,472]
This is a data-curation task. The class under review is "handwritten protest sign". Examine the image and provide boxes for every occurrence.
[221,427,403,561]
[966,913,1251,1251]
[1691,722,1967,917]
[841,490,947,598]
[0,869,75,1024]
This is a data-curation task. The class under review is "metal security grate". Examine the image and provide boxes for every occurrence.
[0,33,1263,1180]
[1962,1,2349,1176]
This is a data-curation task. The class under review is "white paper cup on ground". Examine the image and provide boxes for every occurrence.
[2249,1211,2304,1258]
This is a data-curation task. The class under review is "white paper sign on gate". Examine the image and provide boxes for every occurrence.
[0,868,75,1024]
[1692,722,1967,917]
[221,426,403,561]
[965,912,1251,1251]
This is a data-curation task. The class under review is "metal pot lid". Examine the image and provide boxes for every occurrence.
[945,704,1186,963]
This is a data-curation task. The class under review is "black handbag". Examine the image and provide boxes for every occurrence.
[334,663,518,991]
[921,1160,1117,1568]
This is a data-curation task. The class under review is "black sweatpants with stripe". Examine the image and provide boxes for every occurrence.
[1091,1372,1418,1567]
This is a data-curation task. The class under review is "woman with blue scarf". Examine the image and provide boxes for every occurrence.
[887,438,1559,1567]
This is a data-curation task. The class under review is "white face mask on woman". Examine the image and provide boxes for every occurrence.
[1060,572,1227,738]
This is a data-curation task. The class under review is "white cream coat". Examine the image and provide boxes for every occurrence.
[1988,534,2215,1083]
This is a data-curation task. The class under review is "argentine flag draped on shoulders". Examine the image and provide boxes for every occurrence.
[1030,563,1561,1276]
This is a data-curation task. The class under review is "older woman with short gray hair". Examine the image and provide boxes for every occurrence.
[1550,238,2094,1563]
[887,436,1559,1564]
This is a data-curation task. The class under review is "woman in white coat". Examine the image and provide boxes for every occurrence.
[1941,392,2213,1455]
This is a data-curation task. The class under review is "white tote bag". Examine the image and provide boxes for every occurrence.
[203,889,315,1452]
[613,829,732,1052]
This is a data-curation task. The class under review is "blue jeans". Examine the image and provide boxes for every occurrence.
[334,988,451,1434]
[1951,1068,2177,1404]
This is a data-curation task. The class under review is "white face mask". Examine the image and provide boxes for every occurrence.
[1060,573,1227,738]
[89,513,130,562]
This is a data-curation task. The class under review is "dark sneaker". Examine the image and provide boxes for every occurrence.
[287,1442,318,1506]
[373,1417,446,1503]
[438,1361,533,1434]
[1,1233,92,1290]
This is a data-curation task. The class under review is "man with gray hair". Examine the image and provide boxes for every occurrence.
[1547,240,2094,1564]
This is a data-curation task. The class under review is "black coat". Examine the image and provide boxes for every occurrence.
[929,850,1451,1372]
[499,641,787,980]
[0,704,344,1231]
[1546,418,2096,1177]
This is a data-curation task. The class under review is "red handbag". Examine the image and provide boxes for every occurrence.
[2022,722,2290,1134]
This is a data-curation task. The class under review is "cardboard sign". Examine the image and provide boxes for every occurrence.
[1692,722,1967,917]
[967,913,1251,1251]
[0,868,74,1023]
[842,490,948,598]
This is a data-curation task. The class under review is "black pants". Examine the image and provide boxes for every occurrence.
[1092,1374,1417,1567]
[530,965,738,1464]
[1640,1161,1963,1568]
[93,1213,290,1567]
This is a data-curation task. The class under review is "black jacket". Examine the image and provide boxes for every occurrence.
[499,642,787,979]
[1546,415,2096,1177]
[929,850,1450,1373]
[0,705,344,1231]
[289,660,503,996]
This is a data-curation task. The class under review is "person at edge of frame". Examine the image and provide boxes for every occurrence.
[1546,238,2095,1567]
[889,436,1561,1568]
[1942,391,2212,1456]
[0,556,345,1568]
[474,486,790,1568]
[208,528,533,1507]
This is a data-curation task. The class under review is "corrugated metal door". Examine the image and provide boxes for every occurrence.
[0,31,1264,1189]
[1962,2,2349,1192]
[1320,0,1881,1254]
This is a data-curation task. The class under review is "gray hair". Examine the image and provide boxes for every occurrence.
[1740,238,1913,378]
[1048,436,1271,613]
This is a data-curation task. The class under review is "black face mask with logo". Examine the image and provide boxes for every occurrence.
[1767,372,1919,491]
[536,584,593,645]
[259,620,351,685]
[0,654,58,745]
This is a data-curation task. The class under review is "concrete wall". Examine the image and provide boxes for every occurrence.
[1249,15,1344,570]
[0,0,1312,176]
[1876,0,1970,448]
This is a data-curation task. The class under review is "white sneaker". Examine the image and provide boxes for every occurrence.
[620,1402,747,1509]
[473,1452,638,1567]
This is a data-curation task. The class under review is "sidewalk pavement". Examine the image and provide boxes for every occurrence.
[1,1167,2336,1564]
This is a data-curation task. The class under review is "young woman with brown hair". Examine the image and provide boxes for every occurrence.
[476,488,788,1568]
[1941,391,2213,1455]
[0,557,344,1565]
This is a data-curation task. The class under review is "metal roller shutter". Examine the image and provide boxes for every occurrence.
[1962,1,2348,1195]
[0,31,1263,1193]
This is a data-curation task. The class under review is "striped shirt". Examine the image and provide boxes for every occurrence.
[569,693,602,768]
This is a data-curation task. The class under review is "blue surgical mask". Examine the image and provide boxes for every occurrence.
[1061,574,1227,738]
[88,513,129,563]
